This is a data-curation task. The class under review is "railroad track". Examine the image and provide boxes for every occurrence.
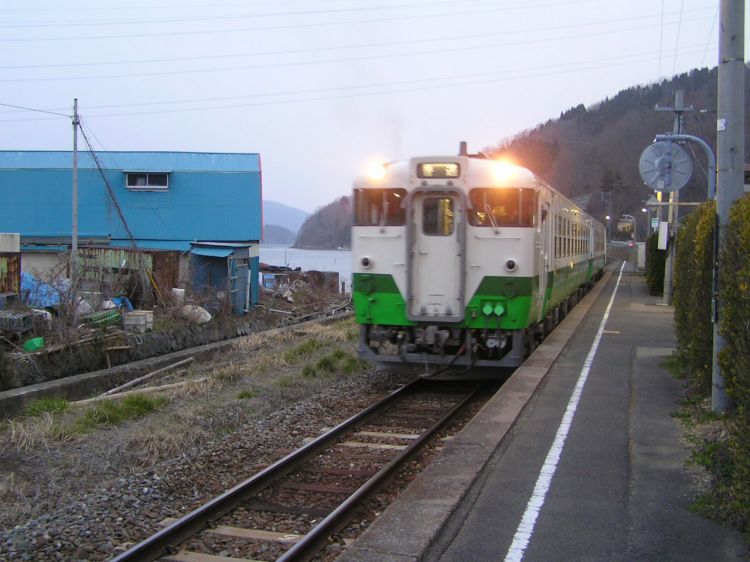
[111,379,490,562]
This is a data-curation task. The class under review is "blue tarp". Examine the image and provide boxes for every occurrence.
[21,272,66,307]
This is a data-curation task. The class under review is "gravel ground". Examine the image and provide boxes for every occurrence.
[0,317,415,561]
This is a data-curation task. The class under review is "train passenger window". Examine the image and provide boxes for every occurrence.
[468,188,535,227]
[353,188,407,226]
[422,197,454,236]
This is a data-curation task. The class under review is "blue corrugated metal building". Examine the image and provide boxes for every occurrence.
[0,150,262,310]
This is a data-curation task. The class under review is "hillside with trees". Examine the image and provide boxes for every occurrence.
[488,66,750,227]
[294,196,352,249]
[294,67,750,248]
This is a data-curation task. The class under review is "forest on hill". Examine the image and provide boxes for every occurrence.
[294,66,750,249]
[294,196,352,249]
[487,66,750,226]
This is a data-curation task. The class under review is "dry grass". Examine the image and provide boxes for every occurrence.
[7,413,71,452]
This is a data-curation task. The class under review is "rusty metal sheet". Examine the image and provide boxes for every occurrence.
[0,252,21,294]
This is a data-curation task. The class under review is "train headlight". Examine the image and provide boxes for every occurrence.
[492,160,516,183]
[360,256,373,269]
[366,162,387,181]
[505,259,517,272]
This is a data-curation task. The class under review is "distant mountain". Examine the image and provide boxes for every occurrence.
[263,200,309,234]
[294,197,351,249]
[262,224,297,245]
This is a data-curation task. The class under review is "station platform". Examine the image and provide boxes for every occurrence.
[341,263,746,561]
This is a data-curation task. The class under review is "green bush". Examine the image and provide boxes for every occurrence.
[645,232,666,295]
[673,201,715,392]
[718,194,750,532]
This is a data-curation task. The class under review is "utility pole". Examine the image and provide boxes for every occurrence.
[712,0,744,414]
[71,99,79,295]
[656,90,692,305]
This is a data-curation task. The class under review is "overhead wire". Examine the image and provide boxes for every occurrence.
[0,102,70,118]
[658,0,664,79]
[0,44,708,123]
[0,0,666,43]
[0,7,706,72]
[700,4,719,67]
[0,0,487,28]
[0,0,491,15]
[672,0,685,75]
[0,13,714,85]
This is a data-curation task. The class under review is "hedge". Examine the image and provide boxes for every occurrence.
[645,231,666,295]
[673,200,715,392]
[718,194,750,529]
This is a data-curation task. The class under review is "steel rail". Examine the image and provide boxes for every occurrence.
[277,383,486,562]
[110,378,423,562]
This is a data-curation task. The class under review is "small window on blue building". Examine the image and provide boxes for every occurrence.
[126,172,169,190]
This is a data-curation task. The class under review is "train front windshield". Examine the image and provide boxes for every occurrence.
[353,188,407,226]
[469,188,536,227]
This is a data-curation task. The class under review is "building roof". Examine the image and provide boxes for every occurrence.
[0,151,260,173]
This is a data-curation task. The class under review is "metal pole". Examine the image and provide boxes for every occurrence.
[71,99,79,312]
[712,0,744,414]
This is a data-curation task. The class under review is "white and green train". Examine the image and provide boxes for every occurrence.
[351,147,606,376]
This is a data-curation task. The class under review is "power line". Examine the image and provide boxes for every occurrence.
[672,0,685,75]
[0,102,70,118]
[0,13,713,85]
[700,4,719,67]
[658,0,664,79]
[0,0,467,14]
[0,0,480,28]
[0,44,707,123]
[0,0,644,43]
[0,8,702,72]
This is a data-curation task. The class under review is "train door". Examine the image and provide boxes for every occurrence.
[537,200,550,319]
[407,191,465,321]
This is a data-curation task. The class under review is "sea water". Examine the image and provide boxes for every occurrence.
[259,246,352,290]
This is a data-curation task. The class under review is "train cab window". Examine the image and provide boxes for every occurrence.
[422,197,454,236]
[468,188,535,227]
[353,188,407,226]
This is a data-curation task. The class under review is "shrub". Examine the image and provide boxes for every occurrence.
[645,232,666,295]
[718,194,750,531]
[673,201,715,391]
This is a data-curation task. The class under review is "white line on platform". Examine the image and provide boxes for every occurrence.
[504,262,626,562]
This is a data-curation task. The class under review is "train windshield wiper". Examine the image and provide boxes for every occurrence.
[484,202,499,233]
[379,195,390,229]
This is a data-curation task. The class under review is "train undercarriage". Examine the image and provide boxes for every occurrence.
[358,280,597,379]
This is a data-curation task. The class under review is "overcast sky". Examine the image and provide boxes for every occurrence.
[0,0,744,213]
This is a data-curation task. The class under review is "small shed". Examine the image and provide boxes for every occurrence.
[190,242,259,314]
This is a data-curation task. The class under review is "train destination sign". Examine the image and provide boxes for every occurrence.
[417,162,460,179]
